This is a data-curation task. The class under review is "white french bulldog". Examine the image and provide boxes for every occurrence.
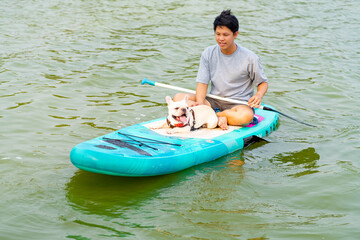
[164,95,218,134]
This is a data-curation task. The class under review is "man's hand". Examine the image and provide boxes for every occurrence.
[249,82,268,108]
[188,101,200,107]
[248,94,262,108]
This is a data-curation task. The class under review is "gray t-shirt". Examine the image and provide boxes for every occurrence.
[196,43,267,101]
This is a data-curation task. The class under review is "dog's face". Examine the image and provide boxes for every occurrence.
[165,95,192,127]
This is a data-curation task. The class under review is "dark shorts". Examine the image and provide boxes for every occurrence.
[205,97,255,113]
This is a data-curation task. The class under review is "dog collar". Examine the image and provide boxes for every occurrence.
[167,118,187,128]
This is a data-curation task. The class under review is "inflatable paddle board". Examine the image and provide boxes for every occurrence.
[70,106,278,177]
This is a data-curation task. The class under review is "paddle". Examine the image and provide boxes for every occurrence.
[141,78,316,127]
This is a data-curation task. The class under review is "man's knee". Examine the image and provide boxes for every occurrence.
[173,93,187,101]
[173,93,196,103]
[224,105,254,126]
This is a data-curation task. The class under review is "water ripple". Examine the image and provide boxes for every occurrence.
[1,0,359,239]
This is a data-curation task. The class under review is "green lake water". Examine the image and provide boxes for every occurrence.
[1,0,359,239]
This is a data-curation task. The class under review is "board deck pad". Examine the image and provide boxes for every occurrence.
[144,119,241,139]
[144,114,264,139]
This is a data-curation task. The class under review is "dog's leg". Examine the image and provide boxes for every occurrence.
[166,126,191,134]
[148,120,168,130]
[207,115,218,129]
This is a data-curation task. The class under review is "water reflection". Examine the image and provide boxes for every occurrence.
[65,170,188,216]
[270,147,320,177]
[65,154,240,216]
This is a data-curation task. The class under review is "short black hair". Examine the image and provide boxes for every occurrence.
[213,10,239,34]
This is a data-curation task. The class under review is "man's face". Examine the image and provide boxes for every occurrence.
[215,26,238,53]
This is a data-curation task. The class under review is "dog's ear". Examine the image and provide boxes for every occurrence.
[183,95,189,103]
[165,96,173,105]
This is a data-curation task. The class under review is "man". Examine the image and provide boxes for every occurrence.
[174,10,268,130]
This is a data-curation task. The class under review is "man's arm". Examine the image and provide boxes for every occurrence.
[248,82,268,108]
[195,82,209,105]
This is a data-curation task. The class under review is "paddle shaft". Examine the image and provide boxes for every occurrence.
[141,78,252,107]
[141,78,316,127]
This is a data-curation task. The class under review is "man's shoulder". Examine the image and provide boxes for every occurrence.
[236,44,258,59]
[204,44,219,51]
[202,44,219,56]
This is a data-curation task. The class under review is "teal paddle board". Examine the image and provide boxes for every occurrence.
[70,106,278,177]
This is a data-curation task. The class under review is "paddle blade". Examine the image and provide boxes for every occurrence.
[262,106,316,127]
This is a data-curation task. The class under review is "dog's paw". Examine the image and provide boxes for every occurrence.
[166,129,176,134]
[148,121,167,130]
